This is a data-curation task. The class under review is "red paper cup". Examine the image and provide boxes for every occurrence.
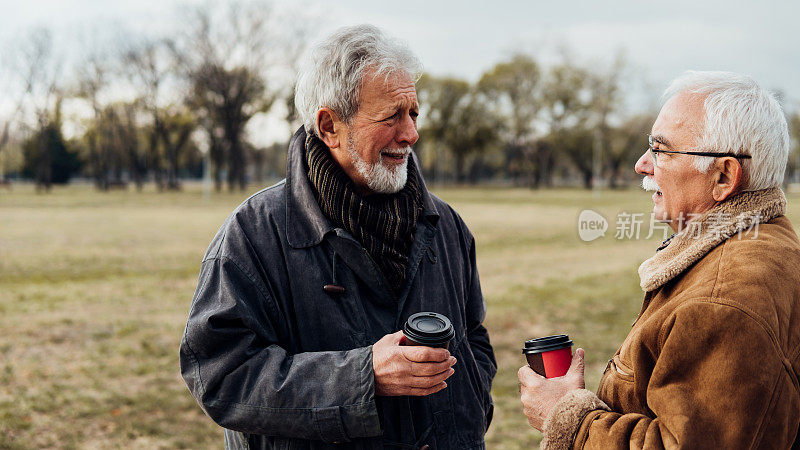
[523,334,573,378]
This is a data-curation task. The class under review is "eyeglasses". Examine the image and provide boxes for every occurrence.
[648,134,752,165]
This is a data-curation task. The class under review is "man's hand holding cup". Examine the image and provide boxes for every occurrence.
[518,335,586,430]
[372,330,456,396]
[372,312,457,396]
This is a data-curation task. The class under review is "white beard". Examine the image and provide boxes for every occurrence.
[347,134,411,194]
[641,176,661,193]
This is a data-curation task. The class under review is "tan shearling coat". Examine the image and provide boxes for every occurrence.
[543,187,800,449]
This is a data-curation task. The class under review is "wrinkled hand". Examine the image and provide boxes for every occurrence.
[372,331,457,396]
[518,348,586,430]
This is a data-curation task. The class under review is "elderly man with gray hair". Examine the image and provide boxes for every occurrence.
[180,24,496,449]
[519,71,800,448]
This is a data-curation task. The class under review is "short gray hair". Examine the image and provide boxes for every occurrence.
[662,71,790,190]
[294,24,422,137]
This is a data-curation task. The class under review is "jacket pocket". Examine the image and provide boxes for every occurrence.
[597,352,641,415]
[611,354,635,383]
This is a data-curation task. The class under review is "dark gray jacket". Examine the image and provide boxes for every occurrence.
[180,128,496,449]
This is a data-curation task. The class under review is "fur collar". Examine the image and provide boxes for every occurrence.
[638,187,787,292]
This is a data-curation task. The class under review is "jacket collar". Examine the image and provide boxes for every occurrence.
[638,187,787,292]
[286,127,439,249]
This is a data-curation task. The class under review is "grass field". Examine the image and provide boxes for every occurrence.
[3,182,799,449]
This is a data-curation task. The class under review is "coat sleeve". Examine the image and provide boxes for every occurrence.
[179,255,382,443]
[465,236,498,427]
[541,300,798,449]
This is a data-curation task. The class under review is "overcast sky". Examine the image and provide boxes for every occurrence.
[2,0,798,143]
[330,0,800,102]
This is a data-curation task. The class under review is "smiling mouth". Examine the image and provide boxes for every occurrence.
[381,149,410,162]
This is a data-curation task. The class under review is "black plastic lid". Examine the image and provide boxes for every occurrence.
[403,312,455,346]
[522,334,573,354]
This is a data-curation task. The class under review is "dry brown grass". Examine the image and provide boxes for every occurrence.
[2,182,799,449]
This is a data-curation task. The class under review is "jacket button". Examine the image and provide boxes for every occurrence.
[323,284,346,294]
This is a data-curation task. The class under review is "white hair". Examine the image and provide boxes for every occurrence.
[662,71,790,190]
[294,24,422,137]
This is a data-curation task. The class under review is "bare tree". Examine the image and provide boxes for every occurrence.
[115,101,147,191]
[539,62,592,187]
[76,52,114,189]
[605,113,654,188]
[0,44,27,184]
[189,63,270,191]
[418,74,500,182]
[158,106,196,190]
[19,29,63,129]
[554,126,595,188]
[279,22,312,132]
[92,102,146,190]
[124,37,192,191]
[178,1,309,191]
[417,74,471,182]
[478,54,542,186]
[17,28,68,191]
[587,55,624,188]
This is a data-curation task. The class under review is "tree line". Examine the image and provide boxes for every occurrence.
[0,2,305,192]
[1,3,798,192]
[417,54,657,189]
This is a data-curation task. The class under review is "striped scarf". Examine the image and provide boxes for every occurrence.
[305,133,422,296]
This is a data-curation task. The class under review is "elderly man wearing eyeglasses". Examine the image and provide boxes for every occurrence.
[518,71,800,449]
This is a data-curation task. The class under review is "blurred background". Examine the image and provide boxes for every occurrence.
[2,0,799,448]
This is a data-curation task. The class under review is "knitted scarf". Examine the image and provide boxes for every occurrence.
[305,133,422,296]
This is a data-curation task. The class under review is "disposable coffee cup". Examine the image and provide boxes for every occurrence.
[402,312,455,349]
[523,334,573,378]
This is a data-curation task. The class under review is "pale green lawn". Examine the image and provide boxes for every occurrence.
[2,183,798,449]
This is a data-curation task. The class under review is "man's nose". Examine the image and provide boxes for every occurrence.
[396,113,419,147]
[635,150,654,176]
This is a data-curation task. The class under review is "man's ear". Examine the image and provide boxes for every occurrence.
[711,157,744,202]
[316,108,341,149]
